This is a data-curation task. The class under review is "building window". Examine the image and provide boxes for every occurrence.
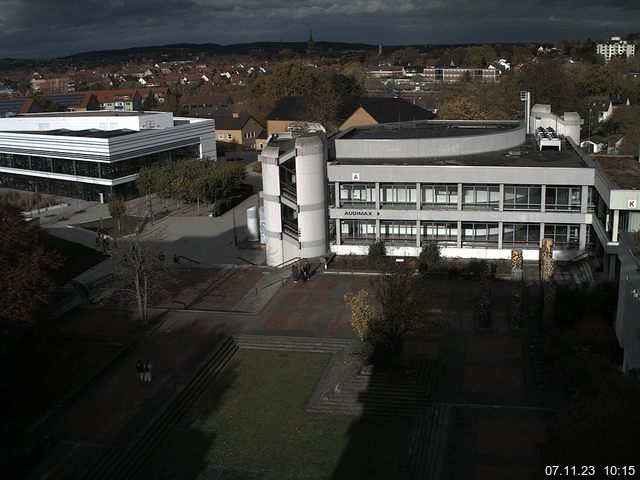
[380,221,417,244]
[421,184,458,209]
[227,133,233,140]
[380,183,416,207]
[503,185,541,210]
[462,223,499,247]
[340,220,376,244]
[544,224,579,249]
[339,183,376,208]
[462,184,500,210]
[420,221,457,245]
[502,223,540,247]
[545,186,581,211]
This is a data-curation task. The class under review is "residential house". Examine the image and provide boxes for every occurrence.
[215,114,263,149]
[266,96,436,135]
[93,89,143,111]
[338,97,436,131]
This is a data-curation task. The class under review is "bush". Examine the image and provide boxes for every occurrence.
[209,184,254,217]
[418,241,441,278]
[368,240,386,261]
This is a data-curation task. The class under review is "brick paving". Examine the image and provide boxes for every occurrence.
[9,262,567,480]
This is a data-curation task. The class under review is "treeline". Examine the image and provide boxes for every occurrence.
[137,159,246,211]
[435,57,640,154]
[243,62,365,129]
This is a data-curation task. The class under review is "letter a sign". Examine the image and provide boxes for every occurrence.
[352,173,360,181]
[628,199,637,209]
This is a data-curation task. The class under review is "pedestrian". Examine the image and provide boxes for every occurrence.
[144,360,153,382]
[173,254,179,264]
[95,233,100,246]
[304,260,311,281]
[136,360,144,382]
[291,264,299,283]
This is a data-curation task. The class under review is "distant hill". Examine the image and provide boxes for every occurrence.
[56,41,378,63]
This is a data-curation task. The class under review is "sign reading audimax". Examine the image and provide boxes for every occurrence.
[343,211,380,216]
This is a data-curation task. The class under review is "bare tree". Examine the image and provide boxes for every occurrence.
[111,231,172,325]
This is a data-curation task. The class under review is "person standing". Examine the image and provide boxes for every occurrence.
[291,264,299,283]
[136,360,144,382]
[144,360,153,382]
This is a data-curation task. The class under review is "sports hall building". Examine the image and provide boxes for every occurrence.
[0,111,216,201]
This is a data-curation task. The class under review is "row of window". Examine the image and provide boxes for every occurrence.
[338,220,581,248]
[337,183,590,212]
[216,132,257,141]
[0,147,199,180]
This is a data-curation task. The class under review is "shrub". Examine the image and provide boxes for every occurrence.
[368,240,386,261]
[418,241,441,278]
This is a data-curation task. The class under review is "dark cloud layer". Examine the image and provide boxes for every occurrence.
[0,0,638,58]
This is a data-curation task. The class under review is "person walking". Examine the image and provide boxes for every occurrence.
[136,360,144,382]
[144,360,153,382]
[304,260,311,281]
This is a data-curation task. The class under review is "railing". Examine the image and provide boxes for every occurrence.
[282,219,299,238]
[274,256,301,272]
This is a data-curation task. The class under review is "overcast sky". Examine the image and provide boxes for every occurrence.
[1,0,639,59]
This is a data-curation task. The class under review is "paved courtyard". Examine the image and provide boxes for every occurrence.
[4,189,568,480]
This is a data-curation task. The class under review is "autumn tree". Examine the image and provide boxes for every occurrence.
[108,198,127,232]
[344,263,448,366]
[0,203,61,330]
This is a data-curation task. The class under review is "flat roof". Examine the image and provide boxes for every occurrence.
[330,135,588,169]
[594,156,640,190]
[13,111,160,118]
[339,121,519,140]
[4,128,137,138]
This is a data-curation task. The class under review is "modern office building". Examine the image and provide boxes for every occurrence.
[259,99,637,279]
[0,111,216,201]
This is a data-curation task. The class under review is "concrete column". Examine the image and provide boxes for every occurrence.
[457,220,462,248]
[416,220,421,247]
[375,219,380,240]
[375,182,380,209]
[335,219,341,246]
[457,183,463,211]
[579,223,587,251]
[499,184,504,212]
[539,222,545,248]
[334,181,340,207]
[613,210,620,242]
[540,185,546,213]
[498,221,503,249]
[581,185,589,214]
[416,182,420,211]
[260,146,284,266]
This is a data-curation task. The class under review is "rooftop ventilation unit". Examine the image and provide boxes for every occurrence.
[535,126,562,151]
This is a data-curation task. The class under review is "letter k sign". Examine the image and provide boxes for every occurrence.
[629,199,637,209]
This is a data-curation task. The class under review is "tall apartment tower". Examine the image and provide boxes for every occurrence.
[596,36,636,62]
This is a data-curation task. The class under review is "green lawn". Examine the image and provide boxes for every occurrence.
[73,215,140,237]
[39,232,106,284]
[143,349,411,480]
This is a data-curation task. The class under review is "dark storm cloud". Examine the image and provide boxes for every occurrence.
[0,0,638,58]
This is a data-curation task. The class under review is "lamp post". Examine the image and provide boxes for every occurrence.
[588,108,592,141]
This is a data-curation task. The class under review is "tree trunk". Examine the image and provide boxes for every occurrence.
[135,269,144,325]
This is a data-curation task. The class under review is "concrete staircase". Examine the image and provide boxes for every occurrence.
[79,337,238,480]
[403,404,451,480]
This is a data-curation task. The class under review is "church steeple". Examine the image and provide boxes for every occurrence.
[306,29,317,55]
